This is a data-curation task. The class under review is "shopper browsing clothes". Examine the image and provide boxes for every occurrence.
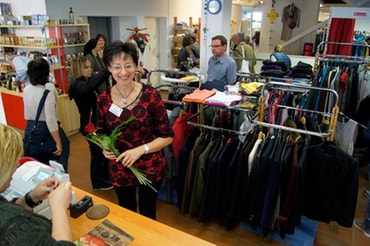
[0,123,74,245]
[233,32,256,73]
[177,34,199,71]
[97,41,173,219]
[68,57,113,190]
[23,58,70,171]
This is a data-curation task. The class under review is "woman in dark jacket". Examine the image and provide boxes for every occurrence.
[177,34,199,71]
[68,57,112,190]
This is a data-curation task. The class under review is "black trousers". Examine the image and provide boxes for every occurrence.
[87,140,110,188]
[114,180,163,220]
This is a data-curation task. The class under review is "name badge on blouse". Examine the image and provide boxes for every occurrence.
[108,103,123,117]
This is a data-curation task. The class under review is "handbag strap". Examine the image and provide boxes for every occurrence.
[33,89,51,126]
[241,46,245,58]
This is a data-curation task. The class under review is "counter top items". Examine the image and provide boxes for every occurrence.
[86,204,110,220]
[70,187,216,245]
[76,219,134,246]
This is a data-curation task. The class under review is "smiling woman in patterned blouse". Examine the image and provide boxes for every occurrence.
[96,40,173,220]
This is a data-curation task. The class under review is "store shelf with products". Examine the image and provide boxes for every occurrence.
[171,16,201,68]
[0,23,90,93]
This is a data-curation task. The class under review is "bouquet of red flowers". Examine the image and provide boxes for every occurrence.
[84,119,156,192]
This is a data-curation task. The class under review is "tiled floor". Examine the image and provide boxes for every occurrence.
[68,133,370,245]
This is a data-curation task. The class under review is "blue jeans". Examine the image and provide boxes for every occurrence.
[366,195,370,228]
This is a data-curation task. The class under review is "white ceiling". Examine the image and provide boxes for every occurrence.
[233,0,370,8]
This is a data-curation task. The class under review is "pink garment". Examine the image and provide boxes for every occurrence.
[182,88,217,104]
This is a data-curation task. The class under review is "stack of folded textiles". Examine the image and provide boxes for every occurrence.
[290,61,314,79]
[260,60,288,78]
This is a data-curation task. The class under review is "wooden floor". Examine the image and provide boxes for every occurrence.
[68,133,370,245]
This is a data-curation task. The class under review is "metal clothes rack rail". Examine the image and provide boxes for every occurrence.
[254,81,340,141]
[162,98,255,136]
[185,107,253,136]
[314,41,370,72]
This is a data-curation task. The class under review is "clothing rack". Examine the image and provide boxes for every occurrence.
[185,108,250,136]
[254,81,339,141]
[314,41,370,71]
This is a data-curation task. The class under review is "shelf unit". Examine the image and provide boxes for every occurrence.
[171,16,201,68]
[0,24,90,93]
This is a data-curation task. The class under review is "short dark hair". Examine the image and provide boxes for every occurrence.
[103,40,138,67]
[212,35,227,46]
[96,34,107,44]
[27,58,50,86]
[182,35,193,47]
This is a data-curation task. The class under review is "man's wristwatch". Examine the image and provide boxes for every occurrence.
[143,144,149,155]
[25,191,42,208]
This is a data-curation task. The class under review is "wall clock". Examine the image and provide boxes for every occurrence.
[207,0,222,15]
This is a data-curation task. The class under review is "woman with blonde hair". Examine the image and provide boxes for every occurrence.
[68,57,112,190]
[0,124,74,245]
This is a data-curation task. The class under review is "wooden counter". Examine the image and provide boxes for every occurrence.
[70,187,216,246]
[0,87,80,136]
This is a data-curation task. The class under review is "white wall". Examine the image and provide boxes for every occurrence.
[259,0,320,53]
[1,0,46,15]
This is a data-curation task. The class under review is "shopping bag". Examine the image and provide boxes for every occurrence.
[238,46,249,73]
[24,120,57,163]
[239,59,250,73]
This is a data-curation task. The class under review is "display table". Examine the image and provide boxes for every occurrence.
[70,187,216,246]
[160,74,204,86]
[0,87,80,136]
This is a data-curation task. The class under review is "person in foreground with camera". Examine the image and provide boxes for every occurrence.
[0,123,75,245]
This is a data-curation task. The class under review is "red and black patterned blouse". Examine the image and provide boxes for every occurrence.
[96,83,174,187]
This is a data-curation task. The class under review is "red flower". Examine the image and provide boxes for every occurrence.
[84,122,96,134]
[84,118,157,192]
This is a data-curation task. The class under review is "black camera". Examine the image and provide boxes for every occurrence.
[69,195,93,218]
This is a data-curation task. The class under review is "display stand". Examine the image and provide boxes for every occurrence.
[157,79,343,244]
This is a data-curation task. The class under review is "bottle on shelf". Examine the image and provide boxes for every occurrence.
[69,7,74,24]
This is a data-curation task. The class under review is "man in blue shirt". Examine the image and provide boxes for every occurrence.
[9,55,32,85]
[9,55,55,86]
[205,35,237,91]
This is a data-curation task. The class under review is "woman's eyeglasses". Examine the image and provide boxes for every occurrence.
[111,64,135,72]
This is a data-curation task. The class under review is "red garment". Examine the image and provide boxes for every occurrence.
[172,111,194,164]
[327,18,355,56]
[96,84,174,187]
